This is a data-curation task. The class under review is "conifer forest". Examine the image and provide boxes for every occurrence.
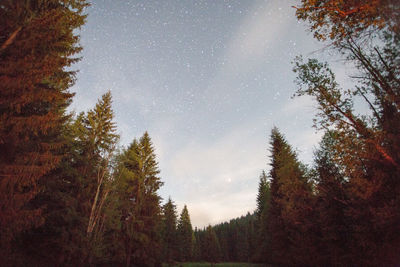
[1,1,399,266]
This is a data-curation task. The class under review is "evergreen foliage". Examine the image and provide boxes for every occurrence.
[253,171,270,262]
[112,132,164,266]
[0,0,87,264]
[195,212,257,263]
[162,197,178,264]
[78,91,119,263]
[266,128,314,265]
[177,205,194,262]
[292,0,400,264]
[203,225,222,263]
[312,131,350,265]
[18,91,119,265]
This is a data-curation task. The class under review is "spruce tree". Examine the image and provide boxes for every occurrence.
[19,91,119,265]
[214,223,229,261]
[113,132,163,266]
[162,197,178,264]
[195,212,258,263]
[177,204,194,262]
[267,128,290,264]
[81,91,119,263]
[77,91,118,237]
[254,170,270,262]
[203,225,221,263]
[313,131,349,265]
[192,228,202,261]
[267,127,314,265]
[256,171,270,220]
[0,0,87,263]
[293,8,400,261]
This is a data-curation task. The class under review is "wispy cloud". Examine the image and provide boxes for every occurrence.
[204,1,294,107]
[225,1,292,64]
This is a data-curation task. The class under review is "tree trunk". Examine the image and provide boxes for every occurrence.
[126,243,132,267]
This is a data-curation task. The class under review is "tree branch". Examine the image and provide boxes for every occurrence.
[318,86,399,168]
[1,27,22,52]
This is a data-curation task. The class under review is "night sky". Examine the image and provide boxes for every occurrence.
[70,0,350,228]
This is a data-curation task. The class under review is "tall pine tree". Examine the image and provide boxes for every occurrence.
[177,204,194,262]
[80,91,119,263]
[0,0,87,263]
[254,170,270,262]
[161,197,178,264]
[113,132,163,266]
[267,127,314,265]
[18,91,119,266]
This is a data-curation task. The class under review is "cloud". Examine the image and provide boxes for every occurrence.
[204,1,294,107]
[225,1,292,64]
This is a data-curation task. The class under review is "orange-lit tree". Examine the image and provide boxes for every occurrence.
[0,0,87,263]
[295,0,399,42]
[294,1,400,263]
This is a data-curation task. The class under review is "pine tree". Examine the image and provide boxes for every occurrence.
[0,1,87,263]
[203,225,221,263]
[79,92,118,231]
[267,128,290,264]
[196,212,258,263]
[162,197,178,264]
[214,223,229,261]
[313,131,350,265]
[113,132,163,266]
[177,205,194,262]
[256,171,270,220]
[192,228,202,261]
[267,127,314,265]
[18,92,119,265]
[235,218,250,261]
[293,20,400,263]
[81,91,119,263]
[254,170,270,262]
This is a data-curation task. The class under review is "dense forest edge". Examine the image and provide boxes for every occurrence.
[1,0,399,266]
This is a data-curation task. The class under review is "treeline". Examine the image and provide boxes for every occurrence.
[195,212,257,263]
[161,201,258,264]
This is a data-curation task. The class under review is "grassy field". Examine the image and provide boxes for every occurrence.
[163,263,266,267]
